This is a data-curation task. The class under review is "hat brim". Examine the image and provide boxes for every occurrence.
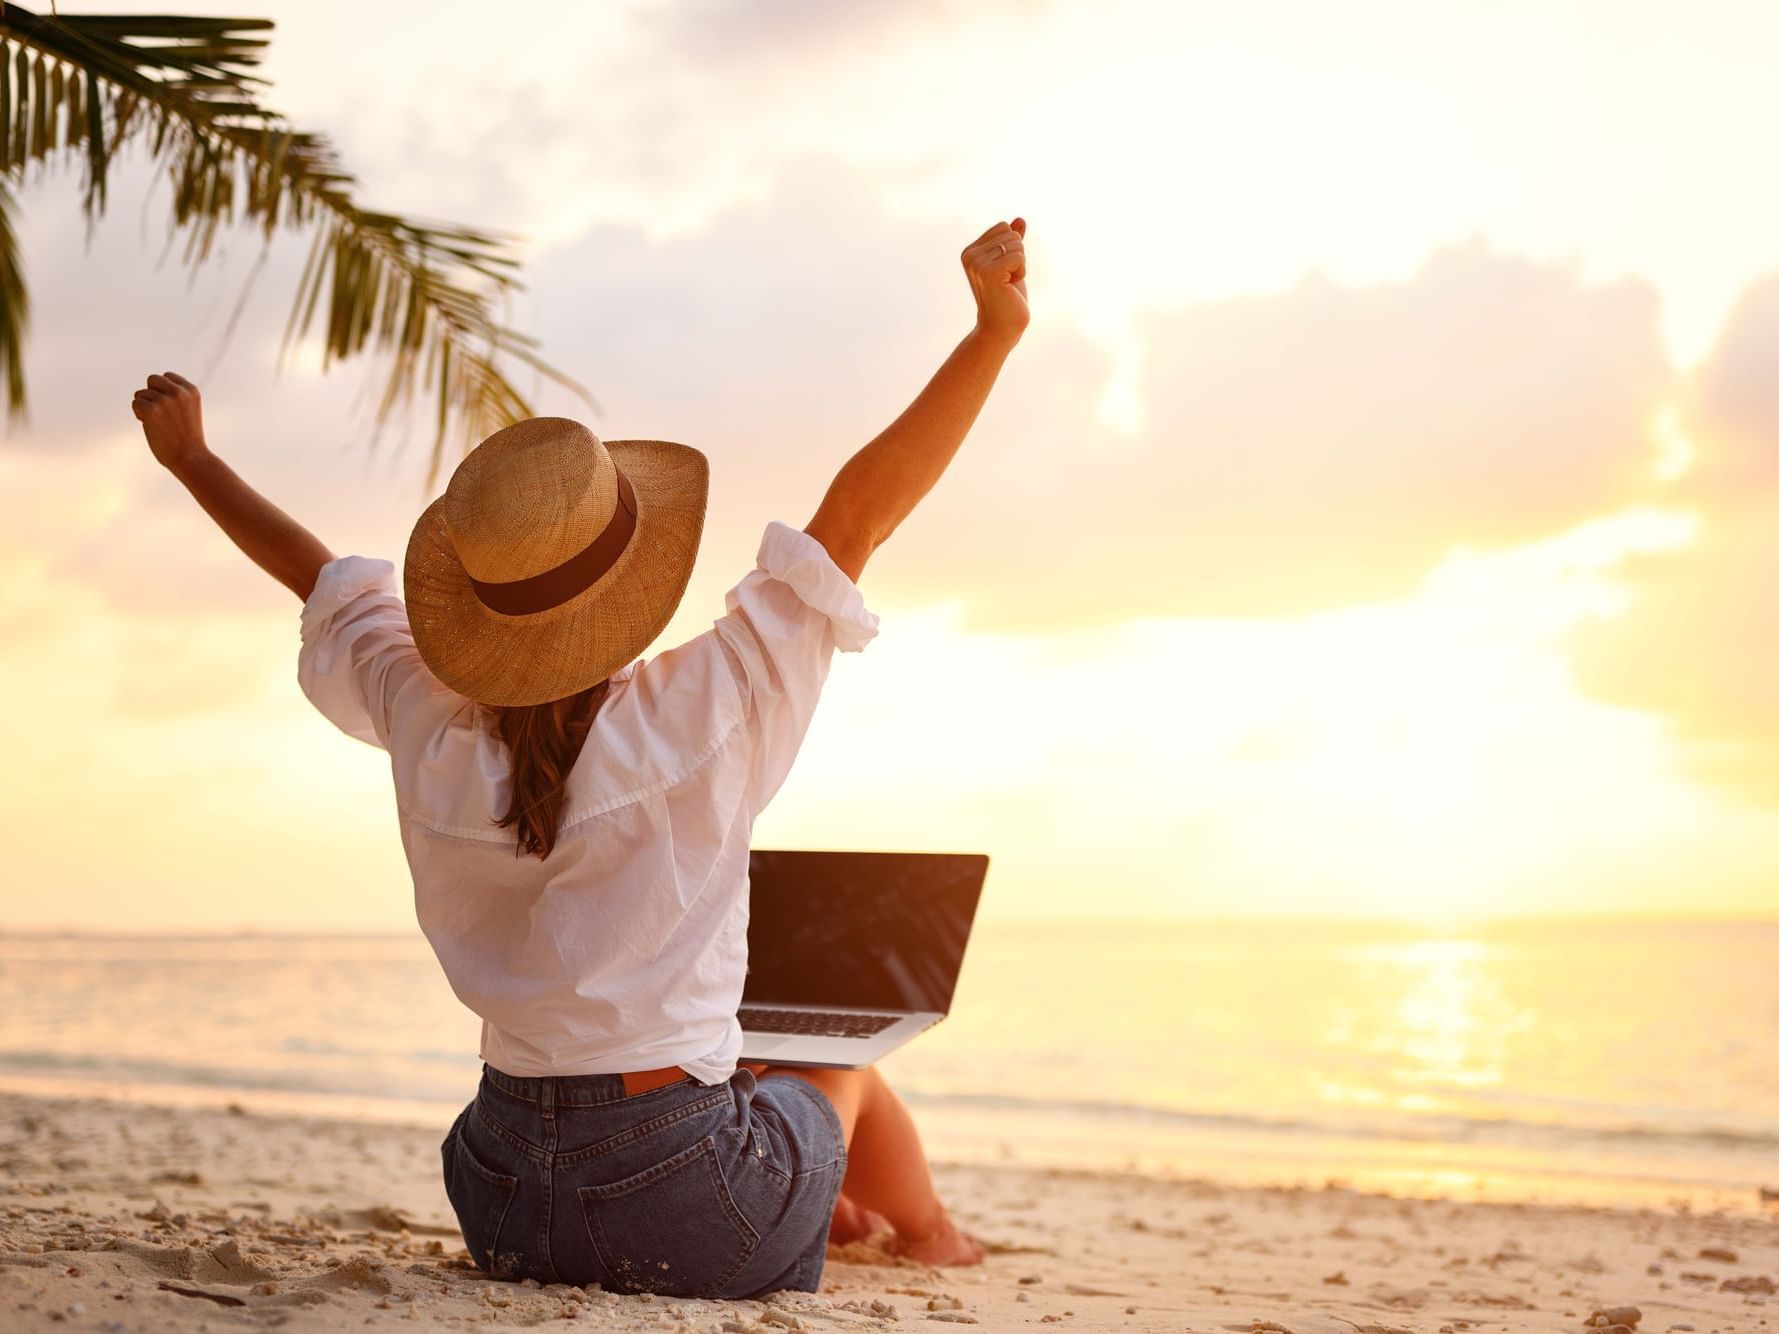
[403,439,709,707]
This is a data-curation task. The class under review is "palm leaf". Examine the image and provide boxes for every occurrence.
[0,2,596,486]
[0,175,29,416]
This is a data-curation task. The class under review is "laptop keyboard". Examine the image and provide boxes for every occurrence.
[739,1007,901,1040]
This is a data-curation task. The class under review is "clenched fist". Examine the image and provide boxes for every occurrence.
[963,216,1028,347]
[131,371,212,474]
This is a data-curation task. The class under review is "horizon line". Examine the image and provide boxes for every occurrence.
[5,910,1777,939]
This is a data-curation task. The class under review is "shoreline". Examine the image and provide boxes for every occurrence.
[3,1088,1776,1332]
[1,1073,1772,1221]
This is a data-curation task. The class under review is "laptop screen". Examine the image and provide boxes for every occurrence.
[743,850,988,1014]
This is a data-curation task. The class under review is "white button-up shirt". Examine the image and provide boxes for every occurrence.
[295,521,879,1085]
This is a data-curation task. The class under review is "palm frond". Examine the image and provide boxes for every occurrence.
[0,175,29,418]
[0,2,596,484]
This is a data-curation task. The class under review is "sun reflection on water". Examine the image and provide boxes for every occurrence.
[1318,937,1537,1126]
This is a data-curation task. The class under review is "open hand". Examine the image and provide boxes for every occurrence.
[131,371,211,473]
[963,216,1028,347]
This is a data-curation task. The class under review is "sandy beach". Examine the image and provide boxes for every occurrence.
[2,1091,1775,1333]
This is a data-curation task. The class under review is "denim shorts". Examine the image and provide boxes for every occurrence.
[440,1064,848,1298]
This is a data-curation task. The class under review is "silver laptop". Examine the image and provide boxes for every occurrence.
[738,849,989,1069]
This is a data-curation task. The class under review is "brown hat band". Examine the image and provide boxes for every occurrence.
[467,469,638,616]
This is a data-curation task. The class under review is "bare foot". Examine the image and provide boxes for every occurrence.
[828,1192,892,1245]
[891,1212,985,1266]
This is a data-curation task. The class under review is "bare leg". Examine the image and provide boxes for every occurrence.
[827,1192,891,1245]
[755,1064,983,1265]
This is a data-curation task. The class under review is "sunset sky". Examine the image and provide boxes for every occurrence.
[6,0,1779,929]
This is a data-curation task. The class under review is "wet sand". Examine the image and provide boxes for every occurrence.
[1,1090,1775,1332]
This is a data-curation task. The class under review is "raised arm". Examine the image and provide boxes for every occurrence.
[133,372,336,601]
[804,217,1029,583]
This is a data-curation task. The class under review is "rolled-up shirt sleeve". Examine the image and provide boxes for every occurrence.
[710,521,880,812]
[297,556,429,750]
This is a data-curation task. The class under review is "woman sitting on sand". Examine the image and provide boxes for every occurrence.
[130,217,1029,1298]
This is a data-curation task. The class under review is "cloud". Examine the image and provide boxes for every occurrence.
[527,183,1676,628]
[245,0,1025,246]
[11,133,1682,649]
[915,240,1675,626]
[632,0,1034,69]
[1685,273,1779,494]
[1570,274,1779,800]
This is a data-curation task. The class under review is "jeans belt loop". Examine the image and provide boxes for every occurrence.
[539,1077,555,1120]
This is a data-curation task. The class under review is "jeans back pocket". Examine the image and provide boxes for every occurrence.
[579,1133,759,1297]
[442,1112,520,1278]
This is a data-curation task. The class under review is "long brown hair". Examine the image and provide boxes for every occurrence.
[487,678,612,859]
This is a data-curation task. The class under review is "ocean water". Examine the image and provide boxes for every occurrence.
[2,920,1775,1212]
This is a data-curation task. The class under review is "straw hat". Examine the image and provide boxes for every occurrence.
[404,417,708,707]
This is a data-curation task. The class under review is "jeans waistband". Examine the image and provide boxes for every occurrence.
[481,1063,711,1107]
